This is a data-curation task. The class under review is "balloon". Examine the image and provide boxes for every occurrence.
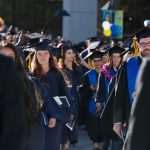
[102,21,110,30]
[110,24,122,38]
[104,29,111,37]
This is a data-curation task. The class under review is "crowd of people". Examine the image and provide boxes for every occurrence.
[0,16,150,150]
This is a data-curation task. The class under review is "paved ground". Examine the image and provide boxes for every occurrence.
[70,127,93,150]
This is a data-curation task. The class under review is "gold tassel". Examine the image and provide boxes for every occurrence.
[133,36,139,56]
[26,53,31,70]
[88,59,93,69]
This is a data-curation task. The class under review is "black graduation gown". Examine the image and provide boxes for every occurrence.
[123,58,150,150]
[40,69,73,150]
[62,65,83,143]
[97,75,116,138]
[96,72,107,104]
[113,57,142,126]
[81,70,105,143]
[96,68,119,141]
[25,77,47,150]
[41,69,73,123]
[0,55,26,150]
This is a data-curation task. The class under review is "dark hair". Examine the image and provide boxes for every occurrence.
[0,43,39,135]
[109,53,123,68]
[62,49,78,69]
[31,50,59,78]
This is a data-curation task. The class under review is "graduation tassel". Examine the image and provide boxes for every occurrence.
[26,53,31,70]
[88,59,93,69]
[133,36,139,56]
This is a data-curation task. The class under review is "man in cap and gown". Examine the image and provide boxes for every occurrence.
[113,25,150,141]
[123,58,150,150]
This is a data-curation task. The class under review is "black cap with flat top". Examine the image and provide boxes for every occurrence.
[131,26,150,42]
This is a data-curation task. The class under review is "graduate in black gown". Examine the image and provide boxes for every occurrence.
[31,41,73,150]
[123,58,150,150]
[61,44,84,149]
[0,54,26,150]
[96,45,124,150]
[113,26,150,140]
[81,51,104,150]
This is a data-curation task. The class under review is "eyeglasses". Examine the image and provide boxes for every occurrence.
[139,41,150,47]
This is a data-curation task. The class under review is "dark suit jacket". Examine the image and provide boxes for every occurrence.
[124,58,150,150]
[0,55,26,150]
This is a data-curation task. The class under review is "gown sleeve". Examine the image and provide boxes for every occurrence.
[113,62,128,124]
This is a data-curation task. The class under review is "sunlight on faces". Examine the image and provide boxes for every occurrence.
[138,37,150,57]
[111,53,122,68]
[0,47,15,60]
[65,49,75,62]
[92,58,103,69]
[36,50,50,65]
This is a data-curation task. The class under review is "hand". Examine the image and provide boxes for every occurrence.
[70,114,74,122]
[113,123,122,137]
[90,85,97,91]
[96,102,101,111]
[48,118,56,128]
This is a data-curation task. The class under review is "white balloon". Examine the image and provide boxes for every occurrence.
[102,21,110,30]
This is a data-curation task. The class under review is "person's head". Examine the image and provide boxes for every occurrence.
[109,45,124,68]
[62,45,75,62]
[102,53,109,64]
[61,45,77,68]
[0,43,16,59]
[0,43,24,72]
[134,27,150,57]
[64,49,75,63]
[110,53,122,68]
[31,42,58,78]
[105,13,110,22]
[90,51,104,70]
[138,37,150,57]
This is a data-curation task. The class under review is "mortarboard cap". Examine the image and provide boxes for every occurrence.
[60,42,77,54]
[101,46,111,54]
[120,47,135,57]
[61,44,72,52]
[35,41,52,51]
[88,51,104,61]
[80,41,101,58]
[88,36,98,42]
[108,45,125,56]
[25,33,44,48]
[131,26,150,42]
